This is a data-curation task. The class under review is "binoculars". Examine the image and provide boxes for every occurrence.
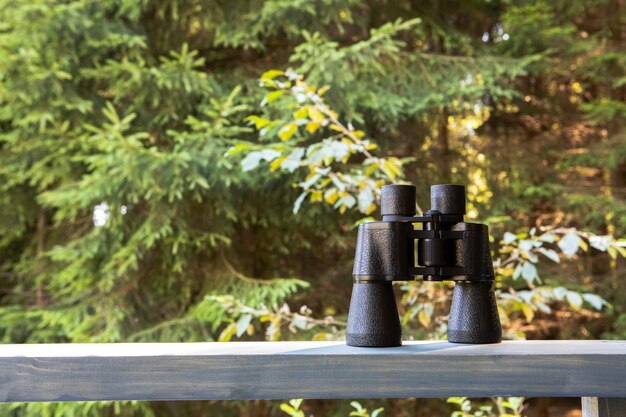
[346,184,502,347]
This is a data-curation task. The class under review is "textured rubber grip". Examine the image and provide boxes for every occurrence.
[448,281,502,344]
[346,282,402,347]
[352,222,413,280]
[381,185,416,216]
[431,184,466,215]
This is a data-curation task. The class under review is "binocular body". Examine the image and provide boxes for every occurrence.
[346,184,502,347]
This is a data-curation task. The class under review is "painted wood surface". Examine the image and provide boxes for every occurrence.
[1,340,625,402]
[583,397,600,417]
[599,398,626,417]
[583,398,626,417]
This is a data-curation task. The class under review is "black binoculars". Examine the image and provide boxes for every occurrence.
[346,184,502,347]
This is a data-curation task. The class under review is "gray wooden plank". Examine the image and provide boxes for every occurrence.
[0,341,625,402]
[583,397,599,417]
[599,398,626,417]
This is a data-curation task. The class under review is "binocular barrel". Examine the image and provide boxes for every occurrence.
[346,184,502,347]
[431,184,466,216]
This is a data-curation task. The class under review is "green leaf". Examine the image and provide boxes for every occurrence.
[241,150,281,171]
[281,148,304,172]
[558,233,580,257]
[337,194,356,209]
[566,291,583,308]
[241,152,263,172]
[518,239,534,252]
[236,314,252,337]
[330,140,349,161]
[553,286,567,301]
[291,313,308,330]
[350,402,364,412]
[503,232,517,244]
[538,233,555,243]
[300,173,321,189]
[521,262,537,283]
[290,399,303,409]
[293,192,307,214]
[357,188,374,213]
[538,247,560,263]
[582,293,606,310]
[589,235,612,251]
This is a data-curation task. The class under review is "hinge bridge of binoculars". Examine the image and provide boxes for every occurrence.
[409,266,465,277]
[410,229,464,240]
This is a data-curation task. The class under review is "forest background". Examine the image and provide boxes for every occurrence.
[1,0,625,416]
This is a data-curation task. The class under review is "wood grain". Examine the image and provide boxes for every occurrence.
[598,398,626,417]
[1,340,625,402]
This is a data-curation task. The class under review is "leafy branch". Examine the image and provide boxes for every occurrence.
[229,70,409,215]
[207,295,345,342]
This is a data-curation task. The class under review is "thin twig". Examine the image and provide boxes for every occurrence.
[220,250,280,285]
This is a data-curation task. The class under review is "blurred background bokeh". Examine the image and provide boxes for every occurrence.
[1,0,625,416]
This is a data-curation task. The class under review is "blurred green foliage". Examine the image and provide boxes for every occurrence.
[0,0,624,416]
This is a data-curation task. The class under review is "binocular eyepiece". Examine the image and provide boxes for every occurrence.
[346,184,502,347]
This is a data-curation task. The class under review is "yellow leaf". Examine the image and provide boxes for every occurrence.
[318,178,332,187]
[305,121,320,133]
[313,332,329,341]
[310,190,323,202]
[418,310,431,327]
[329,123,343,132]
[317,85,330,96]
[278,123,298,141]
[270,156,285,171]
[293,107,308,120]
[353,130,365,139]
[364,164,378,176]
[324,189,339,204]
[308,107,325,122]
[616,246,626,258]
[365,203,377,215]
[260,69,284,80]
[381,158,403,180]
[380,160,396,181]
[265,90,284,104]
[218,322,237,342]
[244,115,270,130]
[521,304,534,322]
[607,246,617,259]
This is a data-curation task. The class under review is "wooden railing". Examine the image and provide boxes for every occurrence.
[1,341,625,416]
